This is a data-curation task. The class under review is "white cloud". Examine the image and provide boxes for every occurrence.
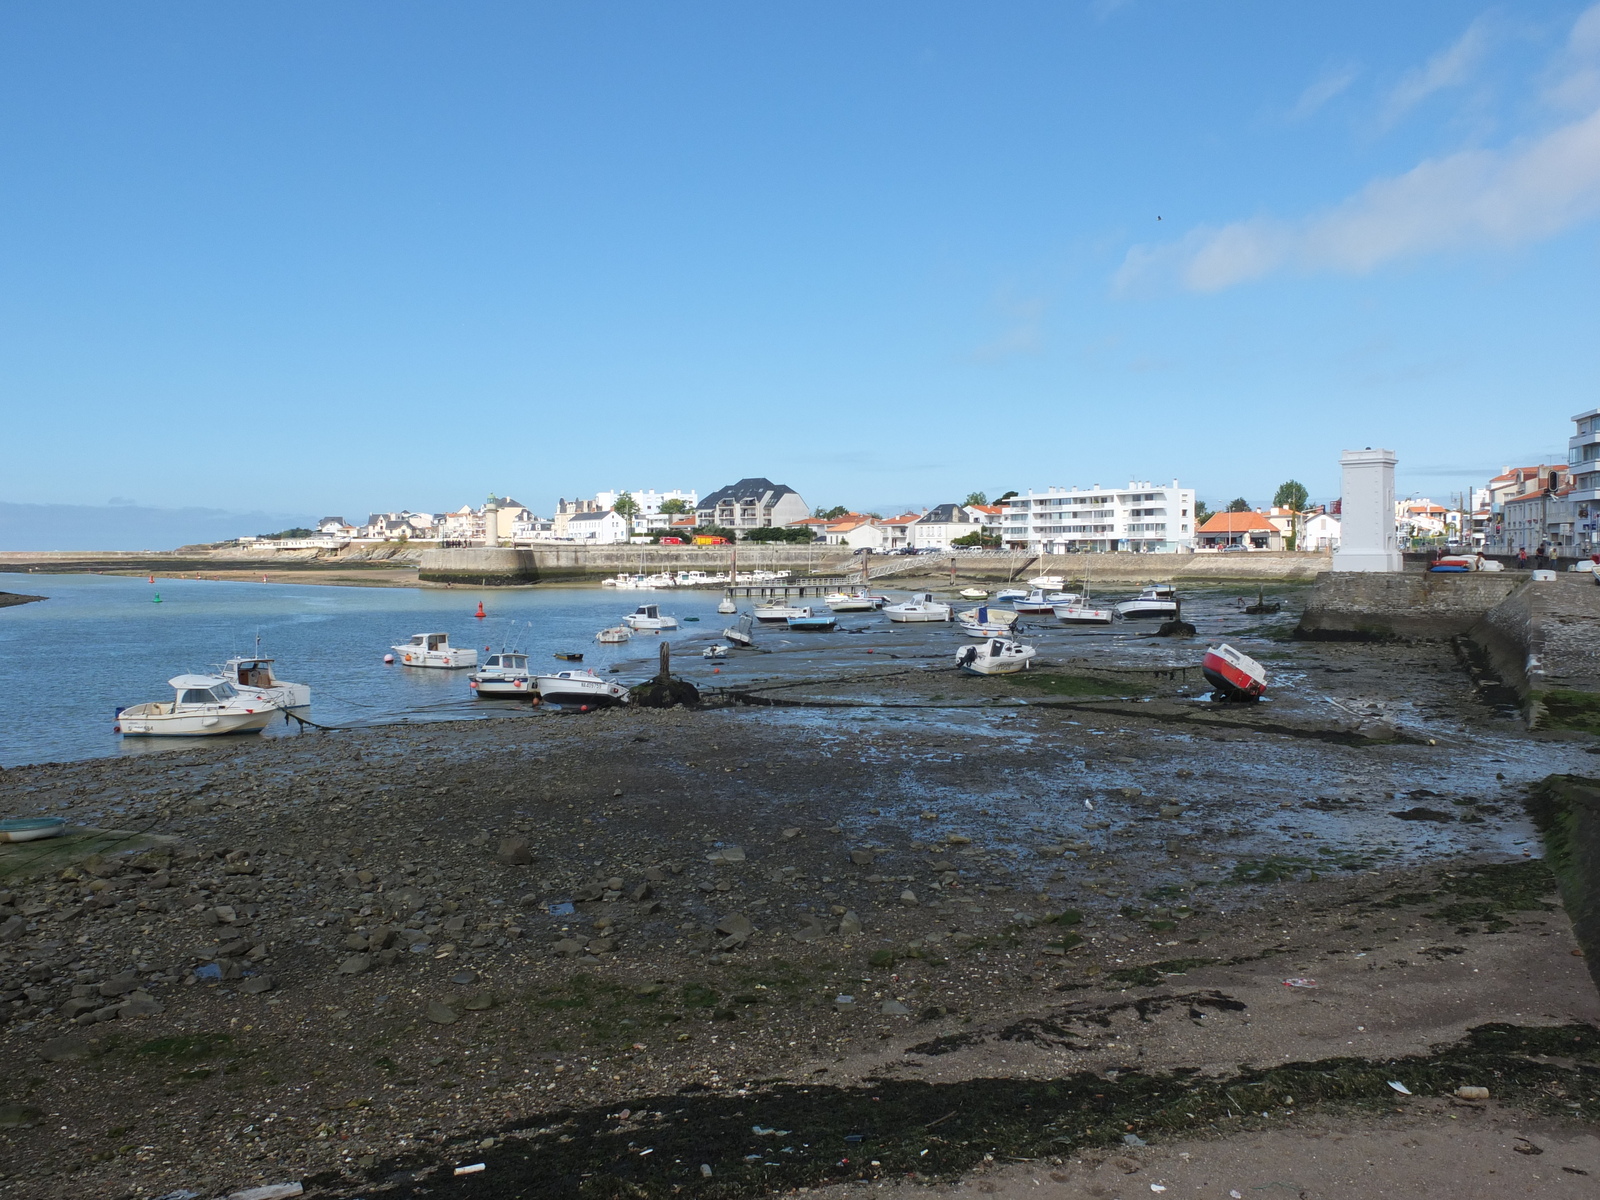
[1382,17,1492,125]
[1116,8,1600,294]
[1545,2,1600,110]
[1289,63,1360,121]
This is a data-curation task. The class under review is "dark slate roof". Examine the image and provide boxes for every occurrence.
[698,478,798,508]
[568,510,619,523]
[917,503,970,524]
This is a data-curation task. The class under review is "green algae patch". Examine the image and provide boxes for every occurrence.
[370,1022,1600,1200]
[1525,774,1600,996]
[1534,689,1600,734]
[1106,957,1217,988]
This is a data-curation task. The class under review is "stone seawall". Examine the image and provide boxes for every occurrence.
[1297,571,1524,640]
[417,547,543,585]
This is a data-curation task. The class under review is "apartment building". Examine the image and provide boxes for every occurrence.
[1000,480,1196,552]
[1568,408,1600,554]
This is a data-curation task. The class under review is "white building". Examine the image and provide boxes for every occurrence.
[1000,480,1196,553]
[695,478,810,533]
[910,503,978,551]
[1332,449,1401,572]
[1301,511,1341,550]
[564,510,631,545]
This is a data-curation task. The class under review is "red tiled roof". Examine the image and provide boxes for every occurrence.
[1197,512,1276,533]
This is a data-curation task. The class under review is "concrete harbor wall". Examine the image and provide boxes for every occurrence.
[1528,774,1600,999]
[1297,571,1523,640]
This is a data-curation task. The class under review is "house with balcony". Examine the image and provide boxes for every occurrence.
[1001,480,1195,552]
[694,478,810,535]
[1567,408,1600,555]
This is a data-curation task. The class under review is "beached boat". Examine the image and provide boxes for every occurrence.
[1113,584,1178,620]
[1054,600,1114,625]
[753,601,809,623]
[1010,590,1060,614]
[724,613,756,647]
[535,669,631,707]
[955,637,1037,675]
[1028,575,1065,590]
[222,657,311,710]
[957,605,1020,637]
[1201,643,1267,701]
[596,625,631,643]
[702,644,729,658]
[469,653,535,697]
[392,632,479,669]
[884,593,952,623]
[622,604,679,631]
[787,608,838,630]
[824,590,881,612]
[554,651,584,661]
[958,587,990,600]
[116,675,276,737]
[994,587,1028,602]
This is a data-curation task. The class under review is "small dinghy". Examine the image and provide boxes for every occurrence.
[955,637,1037,675]
[717,596,738,614]
[470,652,536,698]
[824,590,881,612]
[392,632,479,669]
[786,607,838,630]
[116,675,277,737]
[753,601,809,623]
[959,587,990,600]
[596,625,631,643]
[535,669,631,707]
[623,604,679,631]
[994,587,1028,602]
[703,644,729,658]
[0,816,67,843]
[723,613,756,647]
[958,605,1020,637]
[554,651,584,661]
[1201,643,1267,701]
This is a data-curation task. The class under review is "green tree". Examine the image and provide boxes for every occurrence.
[259,527,316,539]
[1194,500,1212,526]
[744,526,816,543]
[612,493,640,519]
[963,491,988,507]
[951,530,1000,548]
[659,497,689,515]
[995,490,1018,502]
[813,504,849,520]
[1227,497,1250,512]
[1273,480,1309,512]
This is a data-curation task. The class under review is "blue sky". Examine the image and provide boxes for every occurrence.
[2,1,1599,541]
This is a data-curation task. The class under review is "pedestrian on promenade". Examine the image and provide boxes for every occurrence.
[1518,547,1528,568]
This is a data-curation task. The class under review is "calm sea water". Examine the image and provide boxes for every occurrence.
[0,572,750,767]
[0,571,1294,768]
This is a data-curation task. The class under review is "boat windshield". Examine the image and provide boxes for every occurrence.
[179,684,235,704]
[506,656,526,668]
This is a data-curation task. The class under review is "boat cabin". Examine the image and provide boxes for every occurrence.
[405,633,454,651]
[633,605,661,619]
[484,654,528,671]
[228,659,279,689]
[169,674,241,706]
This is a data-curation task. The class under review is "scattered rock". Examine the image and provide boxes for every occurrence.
[899,889,918,907]
[496,837,532,866]
[338,954,374,975]
[97,970,141,998]
[838,911,862,937]
[425,1000,459,1025]
[850,850,875,865]
[0,1103,43,1129]
[880,999,911,1016]
[37,1036,96,1063]
[239,976,277,995]
[118,992,166,1017]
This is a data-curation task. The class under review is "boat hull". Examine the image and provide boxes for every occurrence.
[1114,600,1177,619]
[787,617,837,630]
[1201,646,1266,701]
[1054,605,1113,625]
[117,708,274,737]
[394,648,479,668]
[825,598,877,612]
[470,677,535,697]
[536,679,630,706]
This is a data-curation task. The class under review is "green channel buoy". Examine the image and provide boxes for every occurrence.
[153,594,162,603]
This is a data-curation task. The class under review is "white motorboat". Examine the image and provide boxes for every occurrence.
[957,606,1020,637]
[753,601,809,623]
[1010,590,1059,614]
[535,669,631,706]
[724,613,755,647]
[116,675,277,737]
[959,587,990,600]
[703,644,729,659]
[1054,601,1114,625]
[825,590,881,612]
[1114,584,1178,620]
[392,633,478,669]
[222,657,310,710]
[642,573,677,588]
[717,596,738,614]
[596,625,632,643]
[470,652,535,698]
[994,587,1028,602]
[1029,575,1066,590]
[955,638,1037,675]
[884,593,952,623]
[622,604,679,631]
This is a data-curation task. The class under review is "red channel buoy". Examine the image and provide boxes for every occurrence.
[474,601,486,619]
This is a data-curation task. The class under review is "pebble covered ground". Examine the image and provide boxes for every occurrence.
[1,631,1597,1199]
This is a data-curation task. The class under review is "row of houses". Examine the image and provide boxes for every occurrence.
[1468,407,1600,557]
[250,473,1355,554]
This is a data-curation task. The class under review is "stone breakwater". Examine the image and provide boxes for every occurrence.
[1298,571,1600,730]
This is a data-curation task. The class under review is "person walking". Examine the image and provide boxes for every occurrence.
[1518,547,1528,569]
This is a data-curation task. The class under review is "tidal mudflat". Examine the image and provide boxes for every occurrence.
[1,614,1598,1200]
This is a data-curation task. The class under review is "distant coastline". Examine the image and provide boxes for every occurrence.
[0,591,46,608]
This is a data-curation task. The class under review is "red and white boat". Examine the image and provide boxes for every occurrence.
[1201,643,1267,701]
